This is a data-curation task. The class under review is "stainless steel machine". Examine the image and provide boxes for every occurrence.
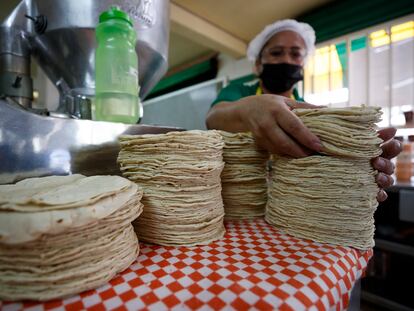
[0,0,179,184]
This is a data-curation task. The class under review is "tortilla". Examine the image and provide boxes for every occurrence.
[118,130,226,246]
[0,174,143,301]
[266,106,382,250]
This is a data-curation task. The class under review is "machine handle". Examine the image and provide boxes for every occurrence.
[24,14,48,34]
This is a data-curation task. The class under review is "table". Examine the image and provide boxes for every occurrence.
[1,219,372,311]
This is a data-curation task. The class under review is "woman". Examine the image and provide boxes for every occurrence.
[206,19,401,202]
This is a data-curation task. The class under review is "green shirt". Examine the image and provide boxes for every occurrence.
[212,79,303,106]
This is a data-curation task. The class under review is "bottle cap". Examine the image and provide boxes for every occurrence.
[99,6,133,26]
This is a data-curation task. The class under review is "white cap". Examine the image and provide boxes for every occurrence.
[246,19,316,61]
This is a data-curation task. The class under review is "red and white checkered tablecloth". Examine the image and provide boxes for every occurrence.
[1,219,372,311]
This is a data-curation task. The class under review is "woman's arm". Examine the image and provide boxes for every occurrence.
[207,97,402,203]
[206,94,322,157]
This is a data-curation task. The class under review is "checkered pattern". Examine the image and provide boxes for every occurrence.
[1,219,372,311]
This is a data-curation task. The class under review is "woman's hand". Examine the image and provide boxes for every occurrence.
[371,127,402,202]
[238,95,322,157]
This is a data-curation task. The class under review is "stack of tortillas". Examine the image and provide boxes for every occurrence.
[0,174,143,301]
[219,131,269,219]
[118,130,226,246]
[266,106,383,250]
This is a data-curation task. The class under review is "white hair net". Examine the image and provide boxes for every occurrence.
[246,19,316,61]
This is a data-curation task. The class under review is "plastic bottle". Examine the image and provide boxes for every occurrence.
[94,6,142,123]
[395,137,412,182]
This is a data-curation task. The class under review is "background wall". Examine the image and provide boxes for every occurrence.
[142,79,225,130]
[216,54,253,81]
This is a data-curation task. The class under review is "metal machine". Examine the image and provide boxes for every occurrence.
[0,0,178,184]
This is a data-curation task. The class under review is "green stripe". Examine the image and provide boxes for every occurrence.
[149,60,212,95]
[351,36,367,51]
[335,42,348,86]
[298,0,413,43]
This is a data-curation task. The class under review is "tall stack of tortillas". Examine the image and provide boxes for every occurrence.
[266,106,383,250]
[220,131,268,219]
[0,174,143,301]
[118,130,226,246]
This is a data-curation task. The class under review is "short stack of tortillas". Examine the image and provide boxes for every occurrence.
[118,130,226,246]
[0,174,143,301]
[266,106,383,250]
[220,131,269,219]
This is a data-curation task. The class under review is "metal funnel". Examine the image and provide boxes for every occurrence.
[2,0,169,108]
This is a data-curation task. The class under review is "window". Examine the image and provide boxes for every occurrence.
[304,16,414,128]
[304,43,348,106]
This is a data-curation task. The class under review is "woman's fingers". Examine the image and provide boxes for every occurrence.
[377,190,388,202]
[252,118,310,157]
[254,133,277,154]
[378,127,402,159]
[372,157,395,175]
[378,127,397,142]
[381,139,402,159]
[376,172,394,188]
[247,96,324,157]
[285,98,325,109]
[275,104,322,153]
[265,124,311,158]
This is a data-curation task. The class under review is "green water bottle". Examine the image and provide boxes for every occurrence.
[94,6,142,123]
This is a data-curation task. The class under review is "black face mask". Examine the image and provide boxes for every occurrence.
[259,63,304,94]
